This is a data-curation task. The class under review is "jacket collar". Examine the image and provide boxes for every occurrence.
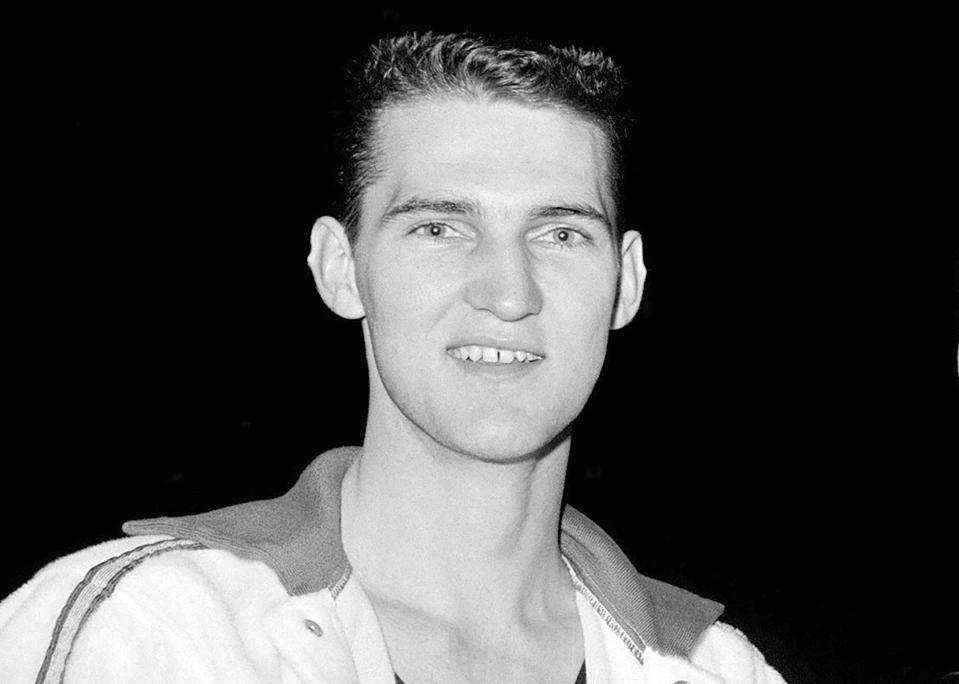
[123,446,723,657]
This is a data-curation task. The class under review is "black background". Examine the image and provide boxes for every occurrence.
[6,6,957,683]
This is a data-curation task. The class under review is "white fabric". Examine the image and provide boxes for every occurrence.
[0,536,785,683]
[690,622,787,684]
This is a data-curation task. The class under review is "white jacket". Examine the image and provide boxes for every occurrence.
[0,447,786,683]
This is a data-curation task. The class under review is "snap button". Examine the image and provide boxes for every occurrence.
[303,619,323,637]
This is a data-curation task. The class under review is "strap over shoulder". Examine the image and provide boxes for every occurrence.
[37,538,205,684]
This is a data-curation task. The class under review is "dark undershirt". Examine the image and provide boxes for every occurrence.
[394,660,587,684]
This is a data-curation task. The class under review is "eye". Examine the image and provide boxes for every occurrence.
[534,227,591,248]
[410,222,464,240]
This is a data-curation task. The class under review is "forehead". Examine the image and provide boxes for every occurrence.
[361,96,614,226]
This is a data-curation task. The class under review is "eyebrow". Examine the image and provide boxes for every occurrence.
[529,203,612,231]
[380,195,613,235]
[381,197,481,223]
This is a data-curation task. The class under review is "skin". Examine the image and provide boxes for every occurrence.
[308,95,645,683]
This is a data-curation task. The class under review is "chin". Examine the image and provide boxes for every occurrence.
[431,418,572,465]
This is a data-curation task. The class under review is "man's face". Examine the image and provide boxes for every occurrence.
[351,96,634,462]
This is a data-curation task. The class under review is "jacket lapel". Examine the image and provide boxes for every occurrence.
[124,447,723,658]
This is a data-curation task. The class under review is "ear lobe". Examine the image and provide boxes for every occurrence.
[307,216,365,320]
[611,230,647,330]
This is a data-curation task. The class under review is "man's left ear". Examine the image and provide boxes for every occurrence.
[611,230,647,330]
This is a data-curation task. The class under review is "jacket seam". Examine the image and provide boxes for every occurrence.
[35,538,205,684]
[329,565,352,599]
[563,556,645,665]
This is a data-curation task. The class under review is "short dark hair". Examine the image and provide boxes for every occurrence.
[336,31,631,243]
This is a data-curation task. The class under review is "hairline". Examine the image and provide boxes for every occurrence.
[348,91,623,246]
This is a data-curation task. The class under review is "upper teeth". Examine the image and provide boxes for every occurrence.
[448,345,543,363]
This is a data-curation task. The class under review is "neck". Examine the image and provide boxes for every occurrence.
[340,415,575,633]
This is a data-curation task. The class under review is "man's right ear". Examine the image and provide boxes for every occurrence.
[307,216,365,320]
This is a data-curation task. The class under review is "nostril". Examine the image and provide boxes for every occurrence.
[465,279,543,322]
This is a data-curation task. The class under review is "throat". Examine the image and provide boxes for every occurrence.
[340,439,574,626]
[381,594,586,684]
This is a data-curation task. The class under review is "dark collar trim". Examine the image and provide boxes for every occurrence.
[123,447,722,657]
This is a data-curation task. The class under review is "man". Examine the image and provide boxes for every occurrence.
[0,32,785,683]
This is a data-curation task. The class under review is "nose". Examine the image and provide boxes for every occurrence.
[463,237,544,321]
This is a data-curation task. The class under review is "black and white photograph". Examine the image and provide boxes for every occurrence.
[3,6,956,683]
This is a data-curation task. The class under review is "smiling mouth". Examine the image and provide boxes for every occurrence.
[447,345,544,364]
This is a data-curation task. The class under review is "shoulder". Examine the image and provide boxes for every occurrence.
[2,535,285,622]
[0,535,287,683]
[1,536,188,637]
[689,621,787,684]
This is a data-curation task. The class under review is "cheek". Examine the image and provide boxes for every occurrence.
[549,264,618,329]
[363,251,465,330]
[550,271,617,375]
[358,250,418,325]
[359,263,454,372]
